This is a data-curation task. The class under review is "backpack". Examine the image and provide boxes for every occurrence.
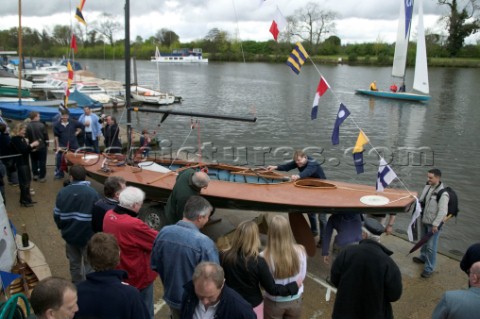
[436,187,459,217]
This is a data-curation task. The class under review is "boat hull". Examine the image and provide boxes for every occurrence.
[0,101,83,122]
[131,85,175,105]
[66,153,416,214]
[356,89,431,101]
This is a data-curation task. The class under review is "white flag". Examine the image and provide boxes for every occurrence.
[376,158,398,192]
[155,46,160,59]
[407,198,422,242]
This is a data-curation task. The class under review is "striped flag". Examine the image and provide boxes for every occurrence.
[75,0,87,25]
[311,76,330,120]
[64,62,74,106]
[270,7,287,41]
[352,130,369,174]
[376,158,398,192]
[286,42,309,75]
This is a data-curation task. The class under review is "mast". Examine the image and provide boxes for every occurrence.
[17,0,22,103]
[125,0,132,152]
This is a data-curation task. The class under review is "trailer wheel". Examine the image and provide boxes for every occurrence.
[139,204,166,231]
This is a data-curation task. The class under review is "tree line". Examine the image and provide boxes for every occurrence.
[0,0,478,62]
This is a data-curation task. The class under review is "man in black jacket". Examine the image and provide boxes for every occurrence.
[181,262,256,319]
[26,111,49,182]
[330,239,402,319]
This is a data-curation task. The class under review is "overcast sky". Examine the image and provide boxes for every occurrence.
[1,0,478,44]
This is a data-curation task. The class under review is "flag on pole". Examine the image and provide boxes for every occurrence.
[75,0,87,25]
[331,103,350,145]
[407,198,422,241]
[64,62,74,106]
[155,46,161,60]
[311,76,330,120]
[376,157,398,192]
[70,34,78,53]
[269,7,287,41]
[286,42,309,75]
[352,130,369,174]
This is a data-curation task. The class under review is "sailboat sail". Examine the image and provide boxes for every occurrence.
[392,0,414,78]
[412,0,429,94]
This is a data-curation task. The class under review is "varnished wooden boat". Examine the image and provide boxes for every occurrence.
[66,152,416,214]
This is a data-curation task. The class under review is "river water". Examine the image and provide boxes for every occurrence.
[82,58,480,258]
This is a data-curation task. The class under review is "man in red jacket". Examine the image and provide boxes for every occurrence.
[103,186,158,319]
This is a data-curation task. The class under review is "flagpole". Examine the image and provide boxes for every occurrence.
[18,0,22,103]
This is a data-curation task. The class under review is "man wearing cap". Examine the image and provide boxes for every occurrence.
[330,233,402,319]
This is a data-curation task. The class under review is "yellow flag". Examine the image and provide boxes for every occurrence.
[353,130,369,153]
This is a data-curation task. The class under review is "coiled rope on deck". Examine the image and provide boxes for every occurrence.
[0,293,30,319]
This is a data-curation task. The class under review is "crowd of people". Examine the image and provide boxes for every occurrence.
[0,107,152,205]
[0,111,477,319]
[369,80,406,93]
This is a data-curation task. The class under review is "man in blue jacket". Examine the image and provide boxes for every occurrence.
[54,165,100,283]
[267,150,327,243]
[181,262,256,319]
[151,195,219,319]
[78,106,102,153]
[75,232,150,319]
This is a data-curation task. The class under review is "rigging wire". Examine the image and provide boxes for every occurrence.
[231,0,246,63]
[167,120,196,169]
[306,55,415,197]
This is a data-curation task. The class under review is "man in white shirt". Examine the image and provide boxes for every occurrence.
[78,106,102,153]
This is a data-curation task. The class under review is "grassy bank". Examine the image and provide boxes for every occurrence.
[206,53,480,68]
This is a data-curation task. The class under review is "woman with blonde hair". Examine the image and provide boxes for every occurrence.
[261,215,307,319]
[10,122,39,206]
[221,220,301,319]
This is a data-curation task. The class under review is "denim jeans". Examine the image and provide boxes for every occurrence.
[308,213,327,241]
[140,283,154,319]
[65,243,93,284]
[419,223,440,274]
[84,133,100,153]
[55,152,64,178]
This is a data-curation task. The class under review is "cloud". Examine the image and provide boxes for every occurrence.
[0,0,467,44]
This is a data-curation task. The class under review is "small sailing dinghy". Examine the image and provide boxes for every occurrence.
[356,0,430,102]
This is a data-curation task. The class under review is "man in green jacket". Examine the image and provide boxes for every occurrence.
[164,168,210,225]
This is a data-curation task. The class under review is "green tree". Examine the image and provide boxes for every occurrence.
[155,28,180,47]
[438,0,480,56]
[204,28,230,54]
[52,25,71,46]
